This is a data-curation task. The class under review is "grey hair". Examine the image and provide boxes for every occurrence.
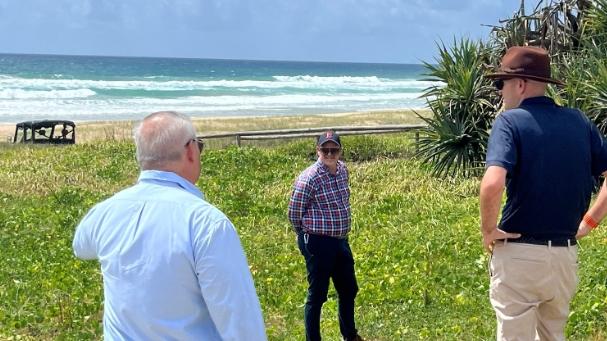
[133,111,197,170]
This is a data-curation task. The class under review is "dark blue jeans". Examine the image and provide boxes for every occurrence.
[297,233,359,341]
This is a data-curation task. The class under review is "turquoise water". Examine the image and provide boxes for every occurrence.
[0,54,433,123]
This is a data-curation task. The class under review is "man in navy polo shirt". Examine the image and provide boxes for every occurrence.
[288,130,363,341]
[480,46,607,340]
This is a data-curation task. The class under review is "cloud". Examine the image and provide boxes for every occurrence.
[0,0,521,62]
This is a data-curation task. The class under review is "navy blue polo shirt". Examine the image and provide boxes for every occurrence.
[486,96,607,239]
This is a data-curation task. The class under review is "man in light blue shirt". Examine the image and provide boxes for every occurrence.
[73,111,267,340]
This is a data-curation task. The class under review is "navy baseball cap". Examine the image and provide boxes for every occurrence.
[317,130,341,147]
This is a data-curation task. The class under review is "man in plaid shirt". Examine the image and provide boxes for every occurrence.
[288,130,363,341]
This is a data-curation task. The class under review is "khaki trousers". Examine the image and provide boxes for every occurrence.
[489,241,578,341]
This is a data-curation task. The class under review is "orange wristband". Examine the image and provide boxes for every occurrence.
[583,214,599,229]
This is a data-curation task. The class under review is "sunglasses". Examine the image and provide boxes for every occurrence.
[185,137,205,153]
[493,79,505,91]
[493,78,527,91]
[319,147,341,155]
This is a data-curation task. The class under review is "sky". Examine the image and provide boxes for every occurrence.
[0,0,532,64]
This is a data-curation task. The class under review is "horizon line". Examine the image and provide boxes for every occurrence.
[0,51,425,66]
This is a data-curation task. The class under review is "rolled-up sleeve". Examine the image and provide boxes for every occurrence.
[193,217,267,341]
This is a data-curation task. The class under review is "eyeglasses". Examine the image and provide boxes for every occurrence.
[185,137,204,153]
[320,147,341,155]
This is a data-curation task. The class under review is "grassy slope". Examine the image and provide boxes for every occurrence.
[1,134,606,340]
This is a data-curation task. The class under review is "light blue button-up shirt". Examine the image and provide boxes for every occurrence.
[73,170,267,341]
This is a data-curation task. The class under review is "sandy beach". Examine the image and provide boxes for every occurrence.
[0,109,426,144]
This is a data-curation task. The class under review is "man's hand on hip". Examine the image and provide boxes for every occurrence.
[482,228,521,253]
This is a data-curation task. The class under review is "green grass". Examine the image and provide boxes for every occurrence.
[1,134,607,340]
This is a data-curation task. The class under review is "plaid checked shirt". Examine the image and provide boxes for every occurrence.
[288,159,351,237]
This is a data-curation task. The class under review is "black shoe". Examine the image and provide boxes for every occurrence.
[343,335,364,341]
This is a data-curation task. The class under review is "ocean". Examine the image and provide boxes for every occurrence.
[0,53,433,123]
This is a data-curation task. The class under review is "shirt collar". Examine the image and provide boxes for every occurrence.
[315,159,342,175]
[520,96,556,106]
[138,170,204,200]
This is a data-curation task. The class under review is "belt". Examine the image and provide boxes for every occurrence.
[301,231,348,240]
[506,236,576,247]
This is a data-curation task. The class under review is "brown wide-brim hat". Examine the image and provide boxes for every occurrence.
[486,46,565,86]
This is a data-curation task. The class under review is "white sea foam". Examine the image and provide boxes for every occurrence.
[272,75,439,89]
[0,74,431,122]
[0,75,440,92]
[0,91,427,122]
[0,88,96,99]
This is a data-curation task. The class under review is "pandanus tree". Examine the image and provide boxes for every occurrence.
[415,39,498,177]
[418,0,607,177]
[560,0,607,133]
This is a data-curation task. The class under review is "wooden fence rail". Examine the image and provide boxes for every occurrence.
[198,124,427,146]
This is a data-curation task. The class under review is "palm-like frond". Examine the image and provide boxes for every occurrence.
[417,0,607,177]
[489,0,586,54]
[415,103,489,178]
[558,22,607,132]
[416,39,497,178]
[583,0,607,45]
[584,48,607,132]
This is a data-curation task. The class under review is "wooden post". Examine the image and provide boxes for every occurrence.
[236,134,241,147]
[415,131,420,153]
